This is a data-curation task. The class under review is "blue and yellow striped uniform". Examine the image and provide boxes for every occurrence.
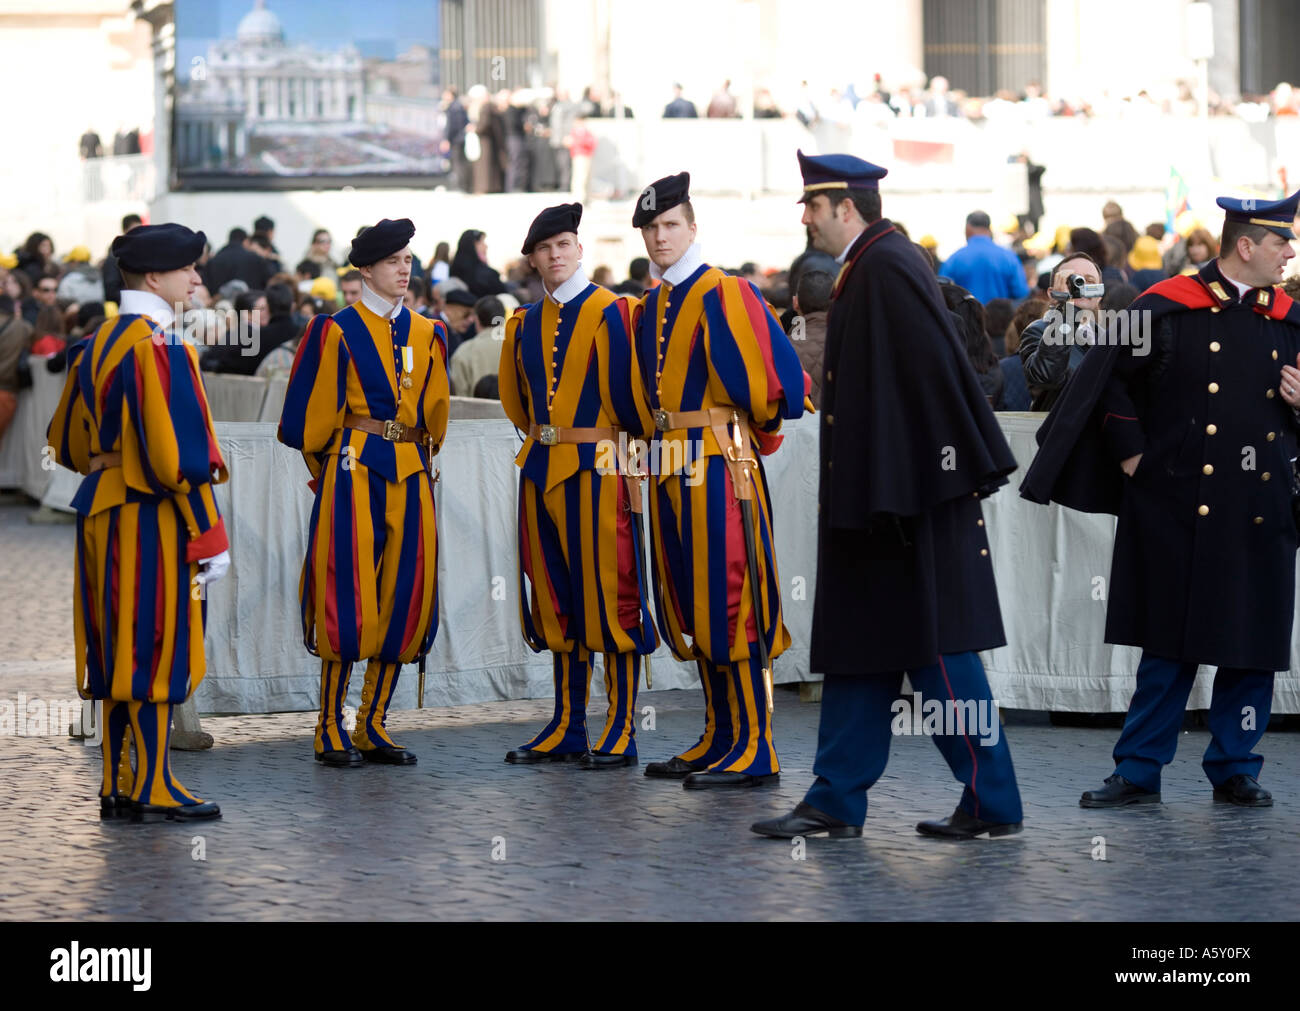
[498,281,657,756]
[278,301,449,754]
[619,267,808,776]
[47,312,228,808]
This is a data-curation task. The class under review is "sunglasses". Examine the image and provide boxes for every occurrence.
[38,285,58,293]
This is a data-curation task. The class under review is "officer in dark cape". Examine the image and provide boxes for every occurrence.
[1022,190,1300,808]
[753,152,1024,841]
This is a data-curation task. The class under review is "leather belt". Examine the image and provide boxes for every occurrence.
[343,412,434,450]
[88,452,122,473]
[653,406,755,500]
[652,406,736,432]
[527,423,618,446]
[527,423,645,513]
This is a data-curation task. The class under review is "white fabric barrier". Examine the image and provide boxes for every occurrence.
[0,364,65,500]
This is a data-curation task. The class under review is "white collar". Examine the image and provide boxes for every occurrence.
[545,267,590,306]
[836,228,866,264]
[649,243,704,287]
[119,289,176,329]
[360,281,402,321]
[1216,267,1254,300]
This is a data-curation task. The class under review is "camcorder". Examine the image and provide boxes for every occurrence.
[1049,273,1106,302]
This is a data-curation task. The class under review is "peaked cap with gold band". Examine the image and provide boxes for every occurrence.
[1215,190,1300,240]
[796,149,888,203]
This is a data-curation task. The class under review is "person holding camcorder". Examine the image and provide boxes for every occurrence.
[1018,252,1106,410]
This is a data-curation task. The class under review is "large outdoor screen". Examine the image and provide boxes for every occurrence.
[173,0,445,189]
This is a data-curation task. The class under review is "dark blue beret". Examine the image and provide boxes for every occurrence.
[444,289,476,307]
[797,149,888,202]
[632,172,690,228]
[1216,191,1299,239]
[349,217,416,267]
[110,223,205,273]
[522,203,583,254]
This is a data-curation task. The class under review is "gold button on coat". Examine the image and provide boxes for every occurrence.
[1208,382,1219,393]
[1255,516,1264,524]
[1262,472,1271,481]
[1206,424,1217,434]
[1198,505,1209,515]
[1210,341,1221,352]
[1203,464,1214,475]
[1267,389,1275,398]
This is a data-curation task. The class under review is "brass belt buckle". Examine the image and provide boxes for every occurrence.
[539,424,559,446]
[383,419,405,442]
[654,409,670,431]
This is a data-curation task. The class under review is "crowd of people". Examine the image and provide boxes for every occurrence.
[0,194,1282,450]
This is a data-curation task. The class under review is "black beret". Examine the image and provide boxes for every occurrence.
[521,203,582,255]
[349,217,415,267]
[444,289,476,307]
[110,223,206,274]
[632,172,690,228]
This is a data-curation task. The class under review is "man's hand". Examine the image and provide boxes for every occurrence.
[1120,454,1142,477]
[1280,354,1300,410]
[194,550,230,586]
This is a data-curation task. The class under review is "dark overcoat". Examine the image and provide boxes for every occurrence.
[810,219,1018,676]
[1021,262,1300,670]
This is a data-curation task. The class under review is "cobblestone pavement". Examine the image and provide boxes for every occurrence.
[2,503,1298,922]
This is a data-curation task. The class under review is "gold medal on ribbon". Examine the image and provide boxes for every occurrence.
[401,345,414,388]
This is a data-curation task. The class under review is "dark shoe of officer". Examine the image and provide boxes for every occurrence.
[1213,774,1273,807]
[315,747,364,768]
[751,802,862,839]
[1079,774,1160,808]
[504,748,586,764]
[130,800,222,823]
[643,756,705,779]
[916,805,1022,839]
[682,770,779,790]
[360,745,417,765]
[99,796,132,820]
[579,751,638,769]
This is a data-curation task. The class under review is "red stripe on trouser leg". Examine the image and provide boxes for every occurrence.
[937,654,980,818]
[315,659,354,753]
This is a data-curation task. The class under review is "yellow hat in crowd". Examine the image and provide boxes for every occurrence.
[310,276,338,302]
[918,234,939,251]
[64,245,92,263]
[1128,235,1163,271]
[0,252,16,269]
[103,301,118,318]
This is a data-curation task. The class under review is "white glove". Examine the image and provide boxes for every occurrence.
[193,549,230,586]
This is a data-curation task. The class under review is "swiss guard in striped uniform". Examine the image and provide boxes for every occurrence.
[619,172,810,789]
[278,218,450,768]
[48,223,227,822]
[499,202,658,768]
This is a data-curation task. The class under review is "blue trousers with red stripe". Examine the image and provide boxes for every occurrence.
[1112,652,1273,792]
[803,652,1022,827]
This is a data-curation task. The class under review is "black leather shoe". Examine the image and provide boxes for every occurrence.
[99,796,131,820]
[1080,774,1160,808]
[643,756,705,779]
[580,752,638,769]
[130,800,222,823]
[361,746,417,765]
[1213,774,1273,807]
[504,748,586,764]
[751,802,861,839]
[315,748,364,767]
[917,805,1022,839]
[683,770,779,790]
